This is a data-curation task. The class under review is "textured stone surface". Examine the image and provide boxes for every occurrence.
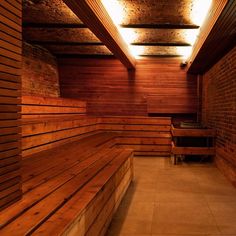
[23,0,82,24]
[22,42,60,97]
[45,45,112,55]
[119,0,197,25]
[23,28,101,43]
[22,0,198,56]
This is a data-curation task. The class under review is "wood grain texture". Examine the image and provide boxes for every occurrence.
[63,0,136,69]
[0,0,22,211]
[0,133,133,236]
[188,0,233,74]
[98,116,171,156]
[59,57,198,116]
[21,96,91,157]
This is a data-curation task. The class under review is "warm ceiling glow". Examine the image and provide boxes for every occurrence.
[101,0,124,25]
[177,46,193,59]
[118,28,138,44]
[191,0,213,26]
[184,29,200,45]
[182,0,212,60]
[129,46,145,58]
[102,0,213,60]
[102,0,141,58]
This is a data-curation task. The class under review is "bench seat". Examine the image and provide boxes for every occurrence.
[0,132,133,236]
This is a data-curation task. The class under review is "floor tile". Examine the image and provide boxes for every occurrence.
[105,157,236,236]
[208,202,236,234]
[152,202,220,234]
[114,201,154,221]
[106,218,152,235]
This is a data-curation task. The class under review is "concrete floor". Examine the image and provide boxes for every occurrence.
[106,156,236,236]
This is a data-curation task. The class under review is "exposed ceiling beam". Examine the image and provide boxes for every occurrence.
[26,41,191,47]
[131,42,191,47]
[138,55,182,58]
[188,0,229,73]
[23,22,200,30]
[63,0,136,70]
[120,24,200,29]
[23,23,87,28]
[55,54,182,58]
[55,54,116,59]
[26,41,104,46]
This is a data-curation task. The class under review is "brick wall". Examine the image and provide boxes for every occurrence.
[202,46,236,186]
[22,42,60,97]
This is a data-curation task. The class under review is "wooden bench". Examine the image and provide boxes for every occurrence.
[0,132,133,236]
[98,116,172,156]
[171,124,215,164]
[21,96,98,157]
[21,98,172,158]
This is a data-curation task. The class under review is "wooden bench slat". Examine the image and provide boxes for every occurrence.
[99,124,170,131]
[87,166,132,236]
[23,135,116,193]
[0,148,123,235]
[0,147,120,230]
[31,150,133,236]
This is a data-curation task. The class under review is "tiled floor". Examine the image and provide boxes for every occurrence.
[106,156,236,236]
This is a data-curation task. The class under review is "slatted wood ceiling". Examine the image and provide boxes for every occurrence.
[0,0,22,210]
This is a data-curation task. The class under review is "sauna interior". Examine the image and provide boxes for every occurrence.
[0,0,236,235]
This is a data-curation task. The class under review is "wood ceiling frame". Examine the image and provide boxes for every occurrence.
[63,0,136,70]
[187,0,229,73]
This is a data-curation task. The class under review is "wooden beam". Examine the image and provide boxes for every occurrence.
[23,23,87,28]
[27,41,190,47]
[187,0,228,73]
[120,24,200,29]
[26,41,104,46]
[131,42,191,47]
[23,22,199,30]
[63,0,136,70]
[55,54,116,59]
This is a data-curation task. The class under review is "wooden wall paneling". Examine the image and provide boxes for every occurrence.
[59,57,198,116]
[147,95,197,114]
[0,0,22,210]
[21,95,86,118]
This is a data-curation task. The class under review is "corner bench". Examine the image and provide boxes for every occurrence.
[0,132,133,236]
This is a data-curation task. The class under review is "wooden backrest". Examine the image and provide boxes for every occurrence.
[98,116,172,156]
[21,95,86,119]
[21,96,100,157]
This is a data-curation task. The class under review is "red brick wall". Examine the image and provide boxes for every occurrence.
[202,46,236,185]
[22,42,60,97]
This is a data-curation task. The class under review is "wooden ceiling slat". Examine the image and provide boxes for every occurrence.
[26,42,104,46]
[23,23,199,30]
[120,24,199,29]
[63,0,136,69]
[131,42,191,47]
[23,23,87,28]
[23,27,196,45]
